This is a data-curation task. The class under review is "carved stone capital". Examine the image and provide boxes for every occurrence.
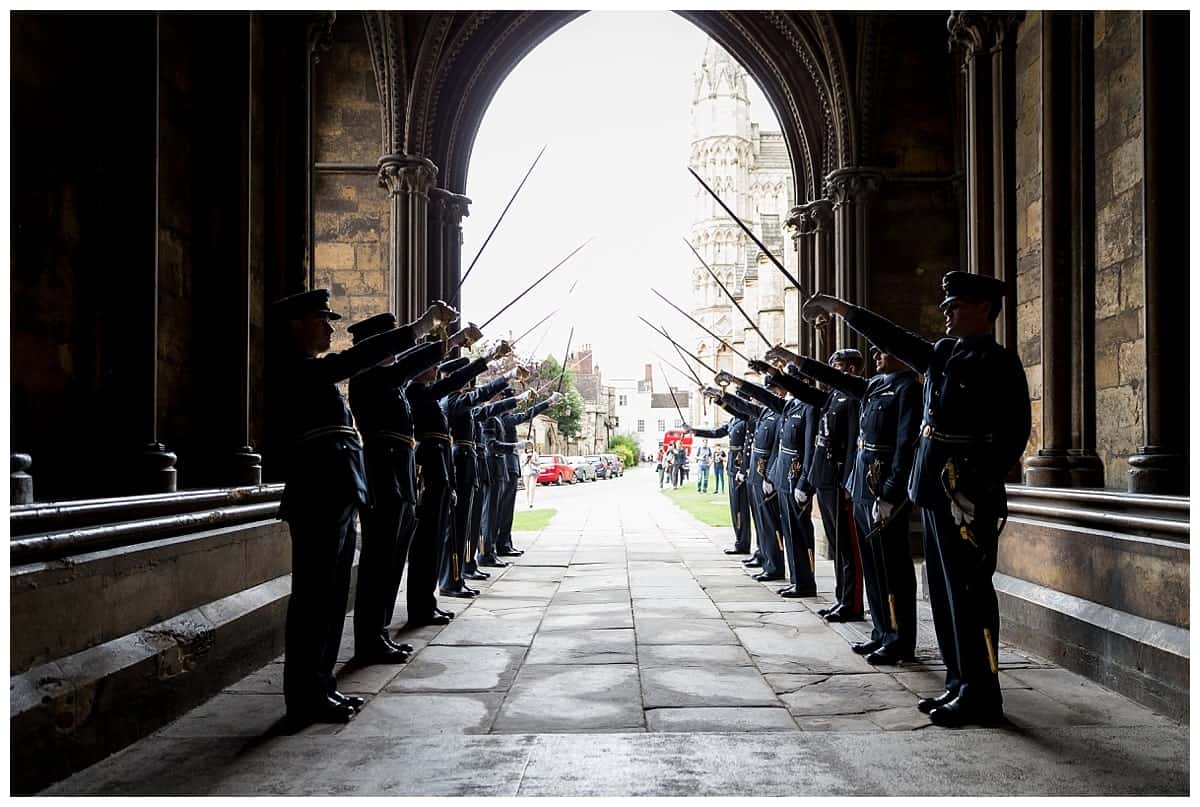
[808,198,834,229]
[446,192,472,226]
[947,12,1024,59]
[377,154,438,198]
[826,167,883,208]
[428,187,451,221]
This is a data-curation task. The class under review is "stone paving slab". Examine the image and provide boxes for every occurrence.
[430,614,542,646]
[636,644,755,668]
[493,664,644,733]
[645,706,799,732]
[539,603,634,631]
[634,617,739,645]
[631,598,722,619]
[525,628,636,665]
[551,589,634,605]
[386,645,525,692]
[340,692,506,736]
[641,666,780,708]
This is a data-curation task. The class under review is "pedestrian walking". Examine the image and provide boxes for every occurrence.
[713,447,726,493]
[695,440,713,492]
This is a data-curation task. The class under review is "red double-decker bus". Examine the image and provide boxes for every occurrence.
[660,429,693,457]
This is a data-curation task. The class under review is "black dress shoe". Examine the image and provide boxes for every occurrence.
[917,690,958,714]
[464,570,490,581]
[386,638,415,653]
[496,547,524,557]
[288,695,357,725]
[434,606,456,619]
[331,691,366,710]
[775,585,792,594]
[866,647,912,666]
[851,640,882,655]
[780,587,817,598]
[439,587,478,599]
[816,606,834,617]
[928,694,1004,727]
[478,554,509,567]
[354,641,411,664]
[407,613,452,627]
[724,547,748,555]
[823,609,862,623]
[754,572,784,582]
[743,559,763,568]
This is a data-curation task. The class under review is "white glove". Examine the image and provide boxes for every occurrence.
[548,391,564,404]
[949,497,975,526]
[519,389,535,402]
[735,471,746,484]
[762,479,774,496]
[793,487,809,506]
[873,498,894,525]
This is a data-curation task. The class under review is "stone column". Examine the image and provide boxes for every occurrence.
[786,203,817,359]
[12,454,33,506]
[988,14,1024,347]
[444,192,471,308]
[143,12,177,493]
[378,155,437,322]
[233,11,262,487]
[1024,12,1074,487]
[809,199,834,362]
[1128,11,1188,494]
[948,12,995,280]
[826,169,882,353]
[427,187,449,306]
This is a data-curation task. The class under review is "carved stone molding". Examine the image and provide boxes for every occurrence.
[445,192,472,227]
[947,12,1024,62]
[306,11,336,62]
[825,167,883,208]
[378,154,437,198]
[428,186,450,222]
[362,12,408,156]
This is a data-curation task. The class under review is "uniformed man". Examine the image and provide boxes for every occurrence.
[271,289,446,724]
[684,393,751,554]
[792,349,864,623]
[403,330,503,627]
[492,393,560,556]
[715,369,786,582]
[803,270,1031,726]
[745,359,824,599]
[476,389,527,568]
[440,358,525,598]
[461,398,502,582]
[729,387,764,570]
[772,344,922,664]
[346,306,458,666]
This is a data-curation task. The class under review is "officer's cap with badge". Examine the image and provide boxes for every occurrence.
[939,270,1006,316]
[346,312,396,344]
[828,348,863,367]
[272,288,342,321]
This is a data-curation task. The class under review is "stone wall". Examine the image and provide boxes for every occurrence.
[1092,11,1145,488]
[1014,11,1044,473]
[313,14,390,353]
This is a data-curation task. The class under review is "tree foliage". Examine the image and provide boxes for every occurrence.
[608,434,639,468]
[522,355,584,438]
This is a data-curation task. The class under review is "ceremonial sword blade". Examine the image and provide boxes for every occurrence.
[660,326,705,388]
[683,237,771,348]
[651,350,699,388]
[636,315,718,376]
[512,307,559,346]
[658,363,686,424]
[455,143,548,304]
[651,287,751,363]
[687,166,805,294]
[481,236,592,330]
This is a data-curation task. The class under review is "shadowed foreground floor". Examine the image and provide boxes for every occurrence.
[46,468,1188,796]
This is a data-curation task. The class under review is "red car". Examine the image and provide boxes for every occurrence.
[536,454,576,485]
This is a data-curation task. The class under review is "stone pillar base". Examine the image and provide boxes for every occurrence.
[12,453,33,505]
[231,446,263,487]
[1024,450,1073,487]
[1067,450,1105,489]
[1128,447,1187,495]
[141,442,178,493]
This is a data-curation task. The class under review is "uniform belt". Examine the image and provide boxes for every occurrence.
[814,436,828,447]
[418,432,453,444]
[920,422,992,444]
[296,425,361,446]
[454,440,477,449]
[728,444,743,450]
[364,430,416,448]
[857,438,894,451]
[751,447,771,454]
[779,447,798,455]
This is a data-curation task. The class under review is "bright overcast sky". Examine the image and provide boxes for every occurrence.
[460,11,781,383]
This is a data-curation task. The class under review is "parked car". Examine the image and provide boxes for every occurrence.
[585,454,609,479]
[536,454,575,485]
[601,453,624,477]
[567,456,596,482]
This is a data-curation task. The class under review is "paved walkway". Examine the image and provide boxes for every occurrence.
[48,468,1188,796]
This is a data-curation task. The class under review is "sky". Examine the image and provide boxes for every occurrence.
[459,11,782,384]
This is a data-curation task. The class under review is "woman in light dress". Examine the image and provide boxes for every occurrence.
[521,442,541,509]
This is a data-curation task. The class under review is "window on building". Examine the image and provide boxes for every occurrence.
[657,419,665,431]
[637,419,644,433]
[619,394,628,406]
[612,416,619,428]
[674,419,683,428]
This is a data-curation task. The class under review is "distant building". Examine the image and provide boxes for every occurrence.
[611,364,690,458]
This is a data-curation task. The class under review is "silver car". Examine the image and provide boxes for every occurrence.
[567,456,596,482]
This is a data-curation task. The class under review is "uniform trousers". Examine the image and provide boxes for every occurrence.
[464,476,487,574]
[284,500,357,712]
[923,498,1002,707]
[495,472,519,551]
[815,486,863,613]
[354,493,417,647]
[407,481,450,619]
[747,470,784,577]
[729,472,752,552]
[852,500,918,655]
[481,472,504,558]
[440,447,476,590]
[779,484,817,592]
